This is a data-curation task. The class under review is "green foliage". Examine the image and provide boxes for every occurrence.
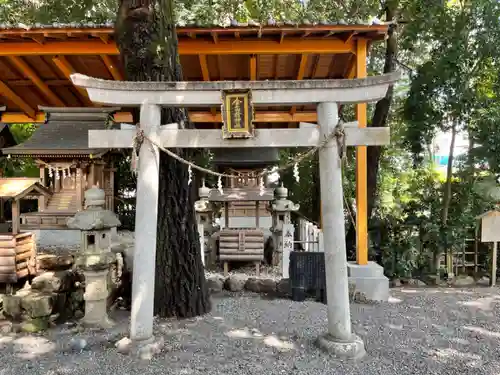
[0,124,38,177]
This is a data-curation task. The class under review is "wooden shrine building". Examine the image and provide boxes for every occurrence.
[1,107,117,230]
[0,21,389,264]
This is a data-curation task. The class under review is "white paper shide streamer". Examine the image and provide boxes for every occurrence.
[293,163,300,183]
[217,176,223,195]
[188,165,193,186]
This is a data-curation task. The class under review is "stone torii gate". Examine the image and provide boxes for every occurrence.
[71,72,399,359]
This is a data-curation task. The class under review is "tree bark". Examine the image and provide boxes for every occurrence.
[115,0,210,318]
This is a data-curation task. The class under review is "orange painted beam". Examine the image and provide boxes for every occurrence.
[52,56,94,106]
[345,54,357,79]
[0,80,36,119]
[290,54,308,115]
[355,38,368,266]
[199,55,210,81]
[189,111,317,123]
[250,55,257,80]
[1,111,317,124]
[100,55,123,81]
[8,56,65,107]
[0,112,46,123]
[113,112,133,123]
[1,41,118,56]
[199,55,218,117]
[0,39,355,56]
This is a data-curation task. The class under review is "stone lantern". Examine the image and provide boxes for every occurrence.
[268,184,300,268]
[194,181,219,267]
[194,181,216,231]
[269,184,300,230]
[67,186,121,328]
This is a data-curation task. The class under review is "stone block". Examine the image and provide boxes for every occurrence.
[2,295,22,319]
[224,275,248,292]
[347,262,389,302]
[31,270,76,293]
[0,320,13,334]
[453,275,475,287]
[276,278,290,297]
[206,275,225,293]
[406,278,426,286]
[37,254,74,271]
[21,292,54,318]
[20,317,50,333]
[244,278,277,293]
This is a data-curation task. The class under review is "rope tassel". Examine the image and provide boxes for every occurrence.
[131,124,145,175]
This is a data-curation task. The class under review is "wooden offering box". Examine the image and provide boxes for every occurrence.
[219,228,265,262]
[0,232,36,283]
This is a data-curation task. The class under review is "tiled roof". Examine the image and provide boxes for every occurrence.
[2,107,118,157]
[0,18,387,30]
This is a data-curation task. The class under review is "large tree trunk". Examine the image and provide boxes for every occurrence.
[115,0,210,318]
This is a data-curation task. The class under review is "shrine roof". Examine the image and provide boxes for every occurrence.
[2,107,117,157]
[0,23,388,126]
[0,178,52,200]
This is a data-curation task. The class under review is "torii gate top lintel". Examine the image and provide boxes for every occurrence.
[70,72,401,107]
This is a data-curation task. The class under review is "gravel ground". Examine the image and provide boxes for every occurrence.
[1,287,500,375]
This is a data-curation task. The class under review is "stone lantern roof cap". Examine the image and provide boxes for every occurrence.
[199,184,210,198]
[275,184,288,198]
[67,209,121,230]
[67,186,121,230]
[85,185,106,207]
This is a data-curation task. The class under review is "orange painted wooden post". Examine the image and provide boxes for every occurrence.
[355,38,368,265]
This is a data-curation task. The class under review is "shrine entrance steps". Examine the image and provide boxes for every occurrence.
[21,189,77,230]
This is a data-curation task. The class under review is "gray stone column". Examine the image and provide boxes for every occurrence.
[316,102,365,359]
[82,266,113,328]
[130,102,161,343]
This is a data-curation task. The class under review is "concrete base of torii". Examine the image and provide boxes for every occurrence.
[316,334,366,360]
[348,262,390,302]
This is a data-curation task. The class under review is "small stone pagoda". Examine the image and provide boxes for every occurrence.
[67,186,121,328]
